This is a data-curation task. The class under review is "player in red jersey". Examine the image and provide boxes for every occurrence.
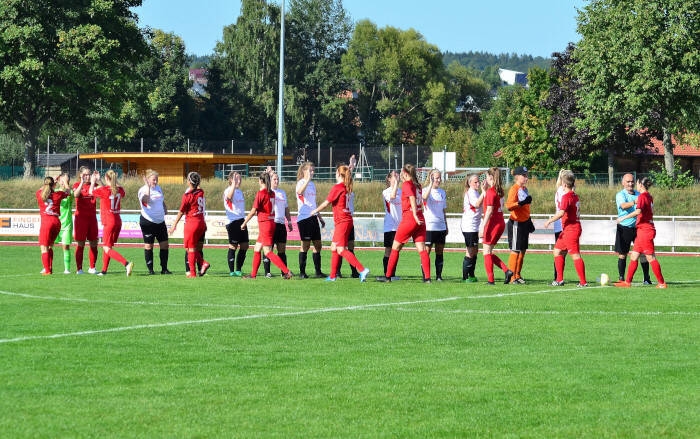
[36,176,70,275]
[90,170,134,276]
[379,164,431,283]
[310,165,370,282]
[241,171,293,279]
[481,167,514,285]
[544,171,588,287]
[72,166,100,274]
[614,177,667,288]
[169,172,211,278]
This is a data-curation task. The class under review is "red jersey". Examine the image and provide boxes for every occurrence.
[36,189,69,217]
[93,186,125,223]
[636,191,654,226]
[72,181,97,215]
[400,180,424,220]
[178,188,206,221]
[483,187,504,226]
[559,191,580,228]
[252,189,275,223]
[326,182,353,225]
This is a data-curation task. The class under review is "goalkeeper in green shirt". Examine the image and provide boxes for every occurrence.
[54,173,74,274]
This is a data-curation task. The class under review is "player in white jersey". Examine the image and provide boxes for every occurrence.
[224,171,249,276]
[295,162,326,278]
[460,174,486,282]
[422,169,448,281]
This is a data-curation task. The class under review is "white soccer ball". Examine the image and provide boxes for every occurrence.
[600,273,609,286]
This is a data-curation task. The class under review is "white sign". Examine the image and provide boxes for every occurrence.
[431,151,456,172]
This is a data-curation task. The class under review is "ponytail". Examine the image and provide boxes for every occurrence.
[403,164,420,187]
[41,177,54,201]
[105,169,119,197]
[338,165,353,194]
[259,171,271,192]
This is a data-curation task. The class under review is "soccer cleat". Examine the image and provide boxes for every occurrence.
[467,276,478,283]
[147,270,156,275]
[241,274,256,279]
[186,273,197,278]
[265,273,273,278]
[436,277,443,282]
[642,280,653,286]
[577,283,588,287]
[125,261,134,277]
[161,269,173,275]
[512,277,526,285]
[351,272,360,279]
[613,280,631,288]
[376,276,391,283]
[298,273,309,279]
[335,273,343,278]
[423,278,431,284]
[88,268,98,274]
[656,283,667,289]
[324,276,337,282]
[97,271,106,276]
[40,269,46,274]
[504,270,514,284]
[76,269,84,275]
[551,280,565,286]
[231,270,242,277]
[282,271,294,280]
[199,262,210,277]
[315,272,328,279]
[359,268,370,283]
[63,270,71,275]
[486,281,495,285]
[41,271,52,276]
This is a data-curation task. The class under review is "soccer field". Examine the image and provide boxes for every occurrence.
[1,245,698,438]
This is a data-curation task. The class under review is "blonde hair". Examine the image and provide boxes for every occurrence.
[41,177,55,201]
[104,170,119,197]
[144,169,158,179]
[423,168,441,187]
[556,169,570,188]
[296,162,314,181]
[464,174,479,193]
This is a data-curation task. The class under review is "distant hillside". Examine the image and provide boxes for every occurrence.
[443,50,551,73]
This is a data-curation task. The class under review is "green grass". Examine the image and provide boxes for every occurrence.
[1,245,698,437]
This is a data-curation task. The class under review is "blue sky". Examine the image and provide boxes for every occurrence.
[133,0,586,57]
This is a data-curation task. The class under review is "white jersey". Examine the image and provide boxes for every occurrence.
[460,188,482,233]
[273,188,289,224]
[422,187,447,231]
[553,186,565,233]
[295,179,317,221]
[138,184,166,224]
[223,186,245,222]
[382,187,402,233]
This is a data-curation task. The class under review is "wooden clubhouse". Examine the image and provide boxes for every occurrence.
[79,152,292,184]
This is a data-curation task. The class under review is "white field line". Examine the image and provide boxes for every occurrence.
[392,308,700,317]
[1,283,698,345]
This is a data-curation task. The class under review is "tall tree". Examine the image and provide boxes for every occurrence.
[574,0,700,177]
[284,0,354,146]
[342,21,445,146]
[210,0,281,147]
[0,0,148,177]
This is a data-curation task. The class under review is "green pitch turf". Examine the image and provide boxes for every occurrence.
[1,245,698,437]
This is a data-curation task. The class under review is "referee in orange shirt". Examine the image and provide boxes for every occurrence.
[505,166,534,284]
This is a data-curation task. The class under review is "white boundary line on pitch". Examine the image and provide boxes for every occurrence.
[1,283,698,345]
[392,308,700,317]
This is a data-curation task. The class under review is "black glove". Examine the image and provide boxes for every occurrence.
[518,195,532,206]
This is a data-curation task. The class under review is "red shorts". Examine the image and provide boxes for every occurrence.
[256,220,275,246]
[39,216,61,246]
[332,221,353,247]
[101,217,122,247]
[74,213,98,242]
[632,224,656,255]
[394,216,426,244]
[482,220,505,245]
[554,224,581,254]
[183,219,206,248]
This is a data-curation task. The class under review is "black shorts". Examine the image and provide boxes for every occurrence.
[507,219,530,252]
[348,225,355,242]
[226,219,249,245]
[462,231,479,248]
[273,222,288,244]
[615,224,636,254]
[297,216,322,241]
[384,231,396,248]
[139,216,168,244]
[425,230,447,246]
